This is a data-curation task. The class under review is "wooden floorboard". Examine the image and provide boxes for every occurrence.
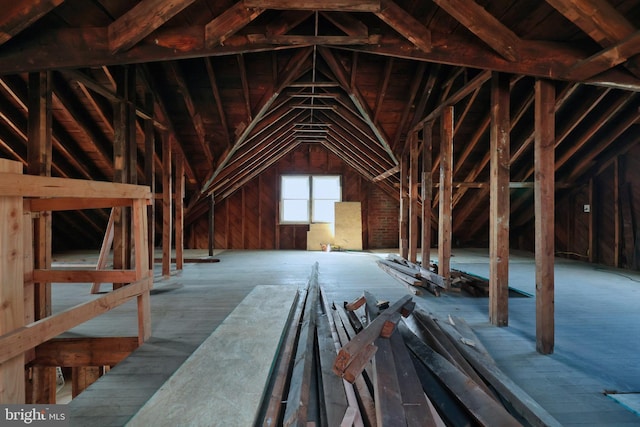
[56,248,640,426]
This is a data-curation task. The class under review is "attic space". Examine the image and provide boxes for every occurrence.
[2,0,640,425]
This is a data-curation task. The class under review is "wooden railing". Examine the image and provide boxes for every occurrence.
[0,158,152,403]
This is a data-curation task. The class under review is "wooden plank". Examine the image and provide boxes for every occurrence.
[29,197,133,211]
[534,79,555,355]
[373,334,407,427]
[283,264,319,427]
[244,0,381,12]
[439,318,563,427]
[378,259,421,278]
[0,173,151,199]
[261,289,305,427]
[108,0,197,53]
[438,107,454,287]
[91,208,115,294]
[329,307,376,427]
[407,350,473,427]
[333,295,413,379]
[389,331,436,427]
[33,269,138,283]
[410,311,498,401]
[0,277,152,364]
[317,310,349,427]
[377,262,423,295]
[399,322,522,426]
[489,72,510,327]
[32,337,139,367]
[0,159,25,403]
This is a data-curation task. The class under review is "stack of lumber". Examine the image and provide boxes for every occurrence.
[258,263,561,427]
[376,254,445,296]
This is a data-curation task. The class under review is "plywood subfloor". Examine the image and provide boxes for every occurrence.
[58,249,640,426]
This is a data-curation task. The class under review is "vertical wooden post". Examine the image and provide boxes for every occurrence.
[27,71,55,404]
[27,71,52,322]
[162,133,172,277]
[133,198,151,344]
[439,107,454,286]
[71,367,101,398]
[409,134,419,263]
[175,153,185,270]
[209,193,215,256]
[421,122,433,267]
[144,92,156,269]
[399,154,409,259]
[0,159,25,403]
[588,178,594,263]
[613,158,620,267]
[113,66,135,288]
[489,72,510,327]
[535,79,555,355]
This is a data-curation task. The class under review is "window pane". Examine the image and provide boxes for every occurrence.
[282,176,309,199]
[312,176,341,199]
[313,200,335,223]
[282,200,309,222]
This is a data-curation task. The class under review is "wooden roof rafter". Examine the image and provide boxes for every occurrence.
[0,0,64,47]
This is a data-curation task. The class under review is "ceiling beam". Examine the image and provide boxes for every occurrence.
[2,26,638,91]
[374,0,431,53]
[205,2,264,48]
[563,31,640,81]
[431,0,521,61]
[0,0,64,46]
[108,0,197,54]
[243,0,381,12]
[321,12,368,37]
[545,0,640,79]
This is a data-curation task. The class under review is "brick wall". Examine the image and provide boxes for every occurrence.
[367,183,399,249]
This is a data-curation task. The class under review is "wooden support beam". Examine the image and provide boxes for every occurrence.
[244,0,381,11]
[374,1,431,53]
[144,92,156,269]
[409,134,419,263]
[438,107,454,286]
[0,1,64,46]
[33,269,138,283]
[432,0,521,61]
[32,337,139,367]
[175,153,185,271]
[0,159,25,404]
[421,122,433,266]
[162,133,172,277]
[208,193,215,256]
[27,71,55,405]
[205,2,265,48]
[108,0,197,53]
[534,79,555,355]
[72,366,101,398]
[113,66,135,289]
[489,72,510,327]
[399,154,409,259]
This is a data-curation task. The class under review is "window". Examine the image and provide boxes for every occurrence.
[280,175,341,224]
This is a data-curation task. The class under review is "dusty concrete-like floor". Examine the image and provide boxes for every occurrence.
[58,249,640,426]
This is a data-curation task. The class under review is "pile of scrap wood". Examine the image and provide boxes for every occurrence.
[257,263,561,427]
[376,254,445,296]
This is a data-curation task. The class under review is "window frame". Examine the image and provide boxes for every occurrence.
[279,174,342,224]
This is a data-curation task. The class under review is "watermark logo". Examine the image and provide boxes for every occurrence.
[0,405,68,426]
